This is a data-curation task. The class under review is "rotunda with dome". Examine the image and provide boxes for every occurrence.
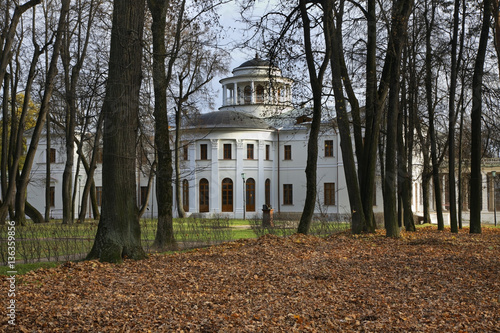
[177,55,362,219]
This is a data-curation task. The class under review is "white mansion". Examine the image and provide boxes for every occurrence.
[26,56,499,224]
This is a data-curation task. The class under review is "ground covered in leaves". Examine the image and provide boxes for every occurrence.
[2,227,499,332]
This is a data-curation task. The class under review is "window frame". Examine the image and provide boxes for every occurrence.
[325,140,334,157]
[49,148,56,164]
[247,144,254,160]
[221,178,233,212]
[223,143,232,160]
[324,183,335,205]
[200,144,208,160]
[284,145,292,160]
[283,184,293,205]
[182,179,189,212]
[199,178,209,212]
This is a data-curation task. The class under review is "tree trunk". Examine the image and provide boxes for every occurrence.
[147,0,177,250]
[324,0,365,234]
[359,0,378,233]
[297,0,330,234]
[384,0,413,238]
[424,0,444,231]
[77,111,104,222]
[1,72,9,215]
[14,0,69,226]
[470,0,492,234]
[25,200,43,224]
[87,0,147,262]
[448,0,461,233]
[398,49,415,232]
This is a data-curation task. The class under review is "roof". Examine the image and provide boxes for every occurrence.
[193,110,272,130]
[235,54,273,69]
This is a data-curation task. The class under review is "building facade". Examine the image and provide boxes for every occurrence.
[25,56,500,224]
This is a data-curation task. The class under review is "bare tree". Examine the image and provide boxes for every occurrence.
[470,0,493,234]
[87,0,147,262]
[5,0,70,225]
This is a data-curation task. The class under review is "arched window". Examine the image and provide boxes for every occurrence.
[256,85,264,103]
[199,179,209,212]
[246,178,256,212]
[265,179,271,207]
[183,179,189,212]
[221,178,233,212]
[244,85,252,104]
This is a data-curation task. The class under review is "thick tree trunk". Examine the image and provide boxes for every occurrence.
[384,0,413,238]
[470,0,492,234]
[359,0,378,233]
[87,0,147,262]
[147,0,177,250]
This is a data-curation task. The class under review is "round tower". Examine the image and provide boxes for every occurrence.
[219,54,294,118]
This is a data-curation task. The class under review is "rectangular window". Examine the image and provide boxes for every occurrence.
[324,183,335,205]
[284,145,291,160]
[49,148,56,163]
[325,140,334,157]
[49,186,55,207]
[224,144,232,160]
[183,145,189,161]
[247,144,254,159]
[140,186,148,206]
[488,173,500,211]
[266,144,270,160]
[200,144,208,160]
[283,184,293,205]
[96,186,103,206]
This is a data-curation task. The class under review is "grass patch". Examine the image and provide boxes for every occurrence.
[0,262,59,276]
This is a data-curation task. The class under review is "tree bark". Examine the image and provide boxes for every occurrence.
[424,0,444,230]
[147,0,177,250]
[448,0,461,233]
[324,0,365,234]
[297,0,330,234]
[87,0,147,262]
[470,0,492,234]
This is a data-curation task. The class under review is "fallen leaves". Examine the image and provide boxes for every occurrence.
[1,227,499,332]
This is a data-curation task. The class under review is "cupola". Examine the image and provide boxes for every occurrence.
[219,54,294,118]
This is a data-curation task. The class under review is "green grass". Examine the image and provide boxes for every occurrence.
[0,262,59,276]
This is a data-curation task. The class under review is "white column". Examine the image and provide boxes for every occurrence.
[482,172,488,212]
[222,84,227,106]
[189,142,196,213]
[236,139,244,218]
[258,140,265,213]
[233,82,237,105]
[210,139,219,214]
[250,81,255,104]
